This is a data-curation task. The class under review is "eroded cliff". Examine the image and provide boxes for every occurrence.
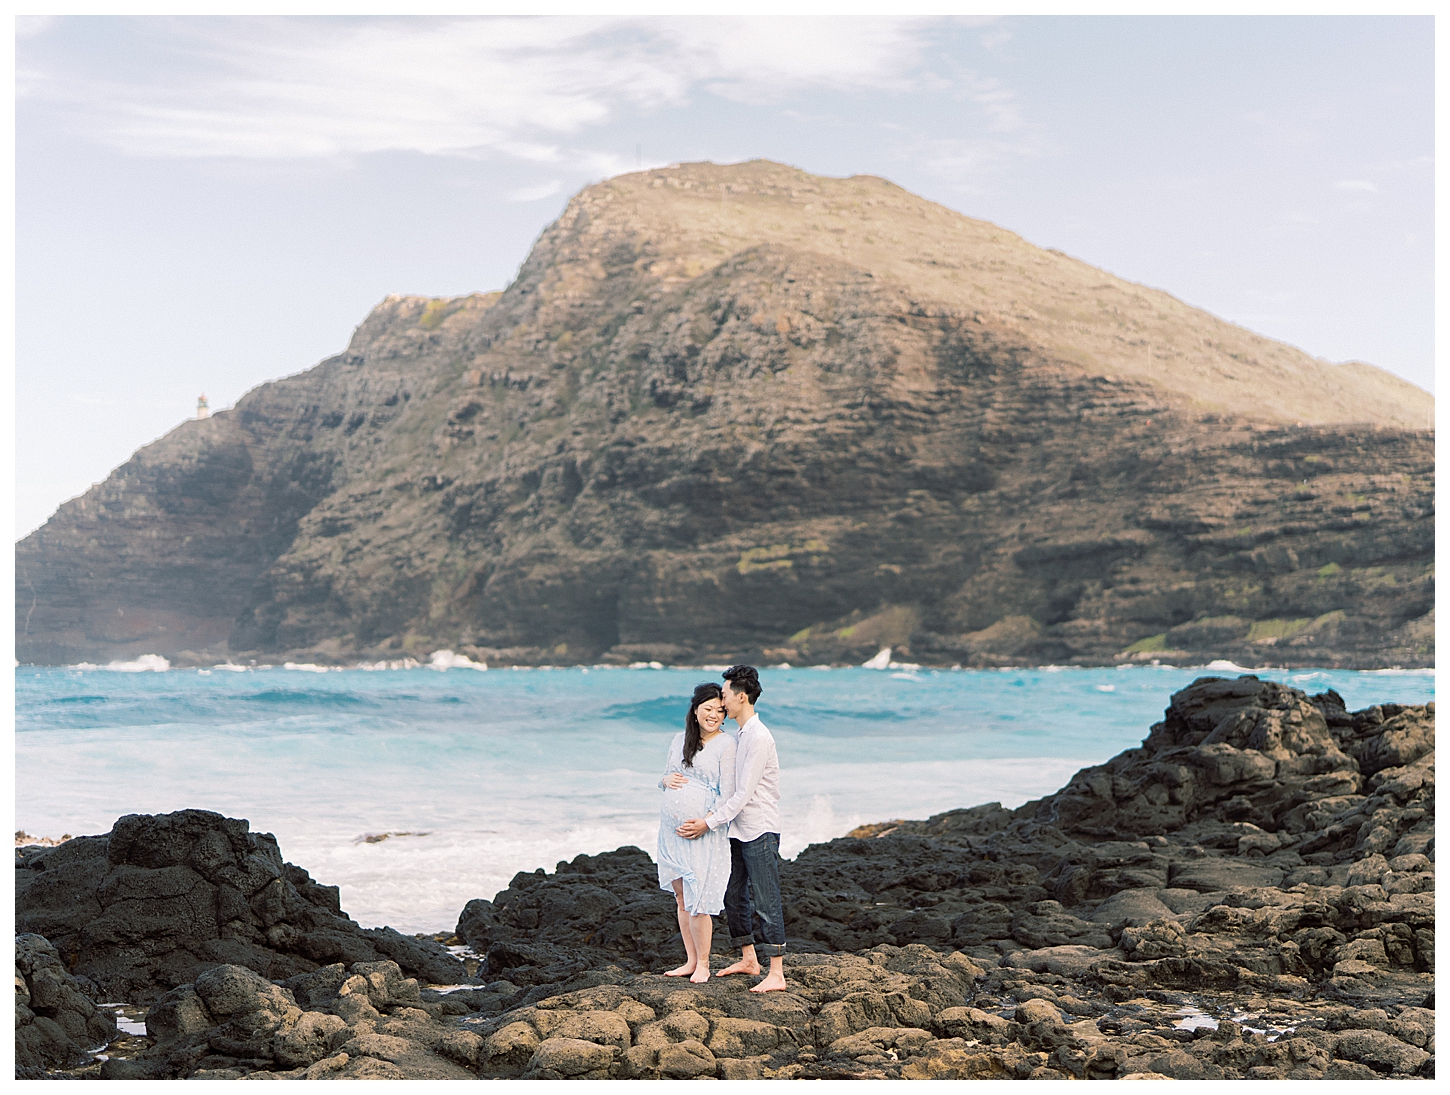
[16,161,1433,666]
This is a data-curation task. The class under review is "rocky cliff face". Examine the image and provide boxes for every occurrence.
[16,160,1433,667]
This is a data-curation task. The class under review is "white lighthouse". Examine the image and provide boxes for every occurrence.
[197,394,210,420]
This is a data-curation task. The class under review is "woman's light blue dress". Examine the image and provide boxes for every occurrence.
[657,731,737,916]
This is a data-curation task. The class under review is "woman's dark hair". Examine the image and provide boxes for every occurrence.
[683,683,723,768]
[722,664,762,704]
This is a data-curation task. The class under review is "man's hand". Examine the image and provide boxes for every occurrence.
[676,818,709,840]
[663,773,689,789]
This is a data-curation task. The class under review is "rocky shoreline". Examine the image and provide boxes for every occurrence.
[16,675,1434,1079]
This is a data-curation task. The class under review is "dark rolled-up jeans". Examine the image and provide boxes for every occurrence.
[724,831,786,958]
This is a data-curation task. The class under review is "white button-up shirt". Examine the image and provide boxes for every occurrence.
[705,713,781,842]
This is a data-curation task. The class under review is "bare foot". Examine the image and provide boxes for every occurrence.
[690,966,711,984]
[715,958,762,977]
[664,963,697,977]
[750,971,788,993]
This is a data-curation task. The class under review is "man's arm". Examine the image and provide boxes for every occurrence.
[704,733,768,831]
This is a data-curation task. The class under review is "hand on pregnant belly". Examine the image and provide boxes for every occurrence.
[663,782,713,825]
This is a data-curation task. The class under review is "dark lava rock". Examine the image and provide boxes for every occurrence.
[14,933,117,1078]
[112,959,480,1079]
[456,846,684,985]
[453,677,1434,1007]
[361,926,470,987]
[15,809,471,1005]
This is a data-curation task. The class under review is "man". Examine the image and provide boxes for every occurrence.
[675,664,786,992]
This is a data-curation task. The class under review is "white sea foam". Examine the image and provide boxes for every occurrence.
[1202,660,1268,673]
[32,659,1436,678]
[428,650,487,671]
[70,654,171,672]
[18,664,1432,934]
[268,755,1094,932]
[13,749,1093,934]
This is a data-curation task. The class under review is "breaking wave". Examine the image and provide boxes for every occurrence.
[69,655,171,673]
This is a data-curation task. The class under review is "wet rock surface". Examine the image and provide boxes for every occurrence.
[15,933,117,1078]
[16,677,1434,1078]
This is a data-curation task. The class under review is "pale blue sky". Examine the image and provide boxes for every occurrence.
[15,14,1434,537]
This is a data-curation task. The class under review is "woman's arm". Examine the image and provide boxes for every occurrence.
[659,734,688,790]
[675,738,735,839]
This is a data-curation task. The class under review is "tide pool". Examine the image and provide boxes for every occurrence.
[15,663,1433,933]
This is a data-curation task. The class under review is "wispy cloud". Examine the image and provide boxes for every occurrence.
[912,133,1041,181]
[977,25,1013,51]
[19,15,948,163]
[901,74,1044,190]
[1334,179,1378,192]
[15,15,57,38]
[960,75,1029,134]
[1245,288,1298,304]
[508,180,563,203]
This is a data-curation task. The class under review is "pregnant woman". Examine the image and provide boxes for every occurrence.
[657,683,737,982]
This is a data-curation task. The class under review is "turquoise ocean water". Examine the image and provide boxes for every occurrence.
[15,661,1433,934]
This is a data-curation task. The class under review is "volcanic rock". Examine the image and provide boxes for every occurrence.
[441,675,1434,1080]
[14,809,470,1005]
[39,929,1445,1084]
[14,933,117,1078]
[15,161,1433,669]
[98,959,479,1080]
[455,846,688,984]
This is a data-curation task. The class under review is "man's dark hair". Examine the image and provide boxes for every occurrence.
[722,664,762,704]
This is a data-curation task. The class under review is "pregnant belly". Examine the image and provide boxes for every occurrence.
[661,783,714,824]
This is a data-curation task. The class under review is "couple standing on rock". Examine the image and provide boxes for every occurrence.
[655,665,788,992]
